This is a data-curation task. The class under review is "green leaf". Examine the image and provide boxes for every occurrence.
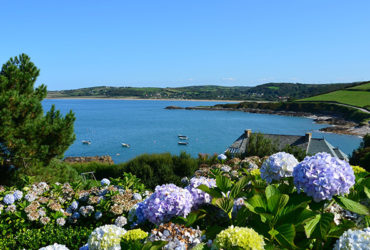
[328,220,356,238]
[265,185,280,200]
[267,194,281,214]
[304,213,334,239]
[216,175,232,193]
[364,186,370,199]
[229,176,250,199]
[274,224,296,248]
[334,196,370,216]
[304,214,321,238]
[252,179,267,189]
[213,198,234,215]
[268,194,289,216]
[142,241,168,250]
[245,194,266,213]
[196,184,222,198]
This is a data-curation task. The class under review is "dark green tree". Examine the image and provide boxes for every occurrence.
[0,54,75,170]
[350,133,370,171]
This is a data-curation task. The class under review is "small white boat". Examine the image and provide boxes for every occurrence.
[178,141,188,145]
[121,143,130,148]
[82,140,91,145]
[178,136,188,140]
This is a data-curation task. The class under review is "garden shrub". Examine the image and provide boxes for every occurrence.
[19,159,81,185]
[0,224,94,249]
[0,159,82,186]
[70,152,199,189]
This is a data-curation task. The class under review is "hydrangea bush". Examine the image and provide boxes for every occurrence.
[293,152,355,202]
[260,152,298,183]
[135,184,193,225]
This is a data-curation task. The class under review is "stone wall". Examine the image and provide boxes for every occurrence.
[64,155,114,165]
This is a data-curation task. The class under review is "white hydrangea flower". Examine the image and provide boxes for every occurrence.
[56,218,66,226]
[39,243,69,250]
[260,152,298,183]
[101,178,111,186]
[220,165,231,172]
[114,216,127,227]
[333,227,370,250]
[88,225,126,250]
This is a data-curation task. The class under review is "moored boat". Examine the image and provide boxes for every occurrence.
[121,143,130,148]
[178,141,188,145]
[82,140,91,145]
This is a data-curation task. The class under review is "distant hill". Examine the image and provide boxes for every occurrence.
[47,81,365,101]
[298,81,370,111]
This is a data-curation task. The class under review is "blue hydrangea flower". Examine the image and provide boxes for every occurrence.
[136,184,193,225]
[185,177,216,208]
[95,211,102,220]
[260,152,299,183]
[293,152,355,202]
[333,227,370,250]
[13,190,23,200]
[72,212,81,220]
[100,178,110,186]
[3,194,15,205]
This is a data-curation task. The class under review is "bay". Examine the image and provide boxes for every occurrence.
[42,99,362,163]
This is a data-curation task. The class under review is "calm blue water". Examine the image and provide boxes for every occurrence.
[42,99,362,163]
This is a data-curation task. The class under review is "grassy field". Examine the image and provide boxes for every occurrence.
[347,82,370,90]
[299,90,370,108]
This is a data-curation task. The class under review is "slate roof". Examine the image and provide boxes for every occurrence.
[227,130,348,161]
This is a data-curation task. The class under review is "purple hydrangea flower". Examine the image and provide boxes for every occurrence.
[260,152,299,183]
[137,184,193,225]
[185,177,216,208]
[293,152,355,202]
[13,190,23,200]
[3,194,15,205]
[100,178,110,186]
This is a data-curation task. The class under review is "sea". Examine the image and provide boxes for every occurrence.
[42,99,362,163]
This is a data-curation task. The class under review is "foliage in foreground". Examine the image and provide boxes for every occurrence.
[0,152,369,249]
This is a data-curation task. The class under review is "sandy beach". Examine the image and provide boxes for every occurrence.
[45,96,244,102]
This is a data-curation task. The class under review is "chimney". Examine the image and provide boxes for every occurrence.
[245,129,252,137]
[305,132,312,142]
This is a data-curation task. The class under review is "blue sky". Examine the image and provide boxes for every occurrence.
[1,1,370,90]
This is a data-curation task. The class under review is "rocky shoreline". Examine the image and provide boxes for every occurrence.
[165,106,370,137]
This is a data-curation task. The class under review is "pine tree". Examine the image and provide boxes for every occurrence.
[0,54,75,169]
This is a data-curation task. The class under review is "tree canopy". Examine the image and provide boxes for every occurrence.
[0,54,75,169]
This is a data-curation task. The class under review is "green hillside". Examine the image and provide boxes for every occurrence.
[47,82,362,101]
[299,81,370,110]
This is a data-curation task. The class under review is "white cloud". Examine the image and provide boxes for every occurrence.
[222,77,236,81]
